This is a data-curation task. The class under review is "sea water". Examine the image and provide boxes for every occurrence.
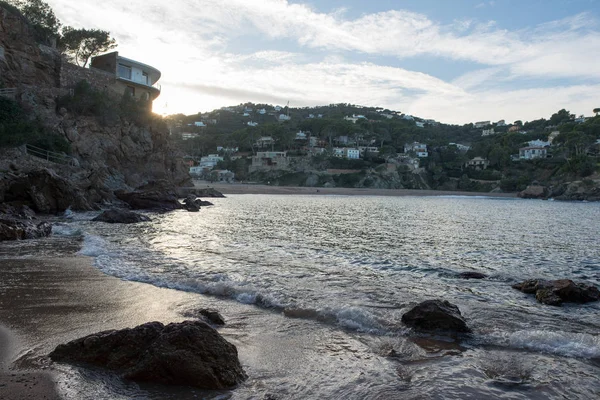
[61,195,600,398]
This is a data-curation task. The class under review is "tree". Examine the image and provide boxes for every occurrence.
[60,27,117,67]
[594,108,600,116]
[9,0,60,42]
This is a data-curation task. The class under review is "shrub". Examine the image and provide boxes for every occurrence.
[0,97,70,153]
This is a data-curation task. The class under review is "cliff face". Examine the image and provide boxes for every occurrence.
[0,6,191,207]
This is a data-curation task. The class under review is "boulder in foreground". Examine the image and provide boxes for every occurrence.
[512,279,600,306]
[49,321,247,389]
[401,300,471,333]
[92,209,151,224]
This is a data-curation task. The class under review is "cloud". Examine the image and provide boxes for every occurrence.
[46,0,600,123]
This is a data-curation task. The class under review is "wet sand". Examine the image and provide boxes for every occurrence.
[0,256,204,399]
[199,181,517,198]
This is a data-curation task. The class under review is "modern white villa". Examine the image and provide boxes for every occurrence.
[90,51,161,102]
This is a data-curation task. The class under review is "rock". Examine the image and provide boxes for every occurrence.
[5,169,93,213]
[115,189,182,211]
[401,300,471,333]
[518,185,547,199]
[512,279,600,306]
[183,194,201,212]
[49,321,246,389]
[458,271,487,279]
[198,309,226,326]
[0,217,52,240]
[552,180,600,202]
[92,209,151,224]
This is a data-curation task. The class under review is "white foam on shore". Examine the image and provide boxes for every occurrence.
[51,223,82,237]
[482,329,600,359]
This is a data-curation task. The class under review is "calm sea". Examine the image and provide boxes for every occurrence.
[55,195,600,399]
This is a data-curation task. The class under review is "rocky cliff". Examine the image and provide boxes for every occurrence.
[0,5,191,212]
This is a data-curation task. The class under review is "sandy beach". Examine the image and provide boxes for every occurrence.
[0,255,220,399]
[198,181,518,198]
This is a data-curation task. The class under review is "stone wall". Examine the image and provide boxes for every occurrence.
[60,61,116,92]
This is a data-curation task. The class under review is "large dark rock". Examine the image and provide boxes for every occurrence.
[518,185,547,199]
[115,189,182,211]
[0,204,52,240]
[177,187,225,198]
[512,279,600,306]
[183,194,200,212]
[5,169,93,213]
[49,321,246,389]
[92,209,151,224]
[401,300,470,333]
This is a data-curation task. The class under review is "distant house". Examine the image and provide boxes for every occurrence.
[199,154,223,168]
[295,130,308,141]
[415,122,425,128]
[332,147,345,158]
[247,121,258,127]
[474,121,491,128]
[279,114,291,121]
[255,136,275,148]
[496,120,507,126]
[274,106,282,112]
[213,170,235,183]
[404,142,428,157]
[217,146,239,153]
[527,139,550,148]
[194,121,206,127]
[449,143,471,152]
[402,114,414,121]
[465,157,490,170]
[258,108,266,115]
[345,148,360,159]
[344,115,359,124]
[482,128,495,136]
[308,114,315,119]
[243,112,250,117]
[519,147,547,160]
[358,146,379,156]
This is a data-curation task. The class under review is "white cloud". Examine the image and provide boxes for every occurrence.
[46,0,600,123]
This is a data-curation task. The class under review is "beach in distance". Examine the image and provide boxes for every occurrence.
[200,181,518,198]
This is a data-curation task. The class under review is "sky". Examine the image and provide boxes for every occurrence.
[47,0,600,124]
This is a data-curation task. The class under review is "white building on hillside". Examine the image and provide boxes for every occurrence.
[199,154,223,168]
[519,147,547,160]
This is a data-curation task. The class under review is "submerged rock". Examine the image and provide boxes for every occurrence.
[401,300,470,333]
[512,279,600,306]
[49,320,247,389]
[458,271,487,280]
[92,209,151,224]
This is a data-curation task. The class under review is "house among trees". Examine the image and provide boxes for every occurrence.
[519,146,547,160]
[465,157,490,170]
[90,51,161,102]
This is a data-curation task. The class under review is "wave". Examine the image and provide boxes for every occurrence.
[480,329,600,359]
[52,223,83,237]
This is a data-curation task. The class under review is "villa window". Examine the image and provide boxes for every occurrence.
[125,86,135,97]
[142,72,149,85]
[118,64,132,80]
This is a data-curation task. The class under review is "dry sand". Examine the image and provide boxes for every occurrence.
[198,181,517,198]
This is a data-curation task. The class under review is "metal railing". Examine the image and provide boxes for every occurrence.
[23,144,79,167]
[0,88,16,99]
